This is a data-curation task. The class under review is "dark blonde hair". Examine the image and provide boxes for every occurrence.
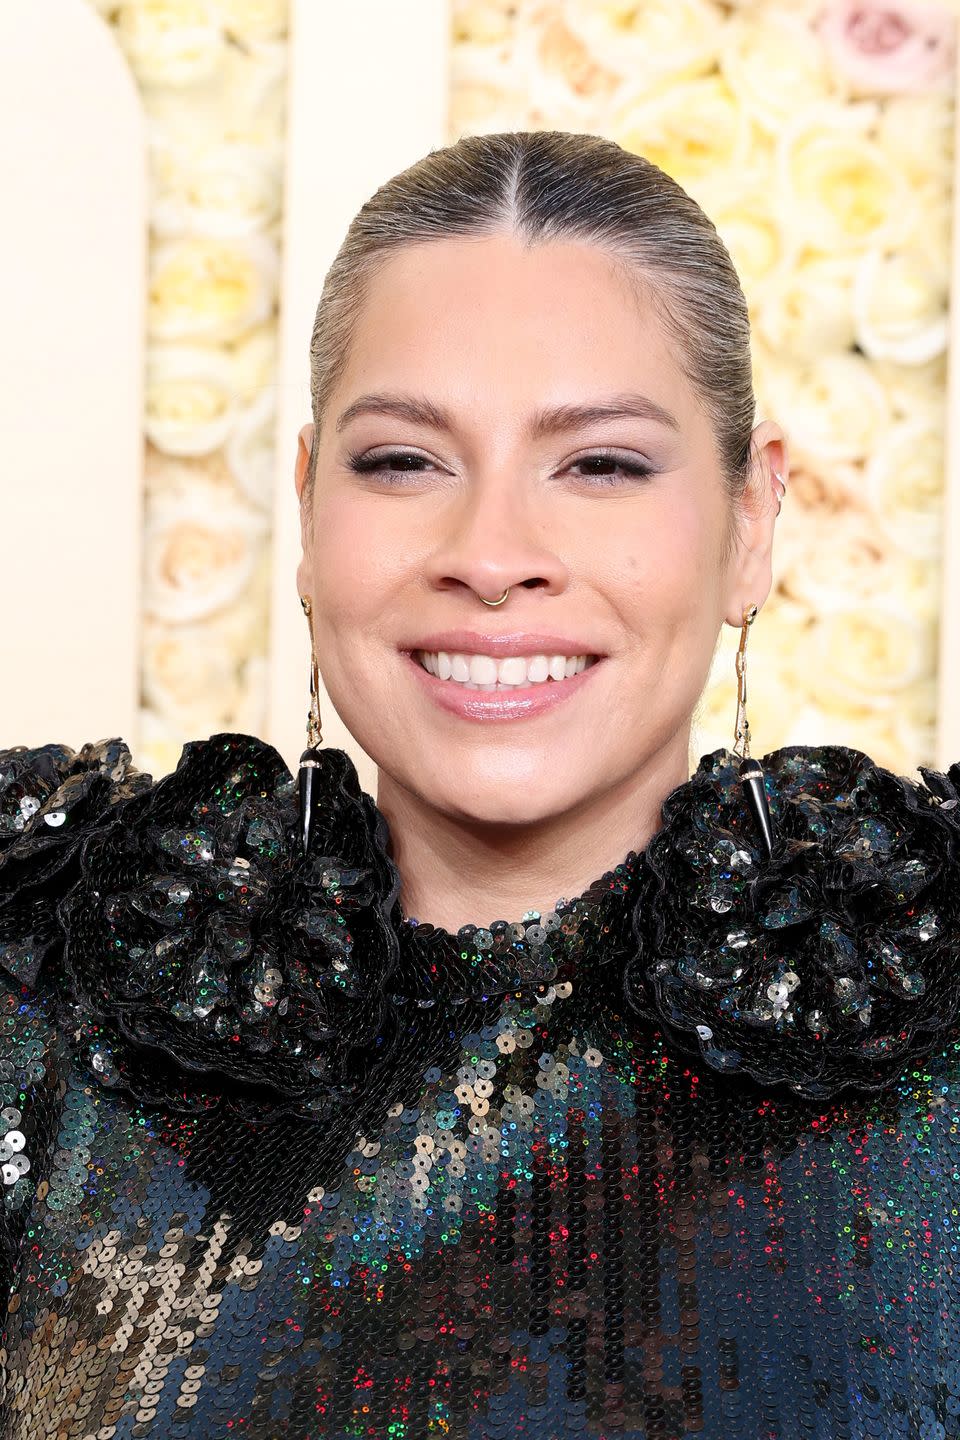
[307,129,758,556]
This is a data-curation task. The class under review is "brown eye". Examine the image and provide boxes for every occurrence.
[567,453,655,485]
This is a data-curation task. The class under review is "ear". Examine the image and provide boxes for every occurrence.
[722,419,788,629]
[294,422,315,502]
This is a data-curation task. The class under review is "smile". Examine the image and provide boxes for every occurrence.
[414,650,600,689]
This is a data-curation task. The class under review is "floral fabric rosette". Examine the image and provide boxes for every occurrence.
[0,739,151,987]
[54,734,402,1120]
[629,744,960,1100]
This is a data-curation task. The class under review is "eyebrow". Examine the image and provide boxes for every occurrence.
[334,390,682,438]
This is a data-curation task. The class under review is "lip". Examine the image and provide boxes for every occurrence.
[404,650,604,722]
[400,630,605,659]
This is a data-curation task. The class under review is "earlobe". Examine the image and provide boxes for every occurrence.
[294,423,315,501]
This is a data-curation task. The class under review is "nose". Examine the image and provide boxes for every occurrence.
[421,471,571,604]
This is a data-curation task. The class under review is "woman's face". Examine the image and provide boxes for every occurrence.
[296,231,779,826]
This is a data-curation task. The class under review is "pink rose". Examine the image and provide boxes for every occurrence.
[817,1,955,95]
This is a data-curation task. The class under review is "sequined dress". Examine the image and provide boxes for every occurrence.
[1,730,960,1440]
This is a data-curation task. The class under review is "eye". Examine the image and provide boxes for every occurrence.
[346,449,434,482]
[566,451,655,485]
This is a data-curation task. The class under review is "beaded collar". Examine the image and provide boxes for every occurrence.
[2,730,959,1117]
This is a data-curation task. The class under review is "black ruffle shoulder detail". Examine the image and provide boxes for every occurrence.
[628,743,960,1100]
[50,733,404,1119]
[0,738,152,986]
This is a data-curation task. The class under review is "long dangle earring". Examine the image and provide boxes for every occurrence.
[298,595,324,857]
[732,603,776,862]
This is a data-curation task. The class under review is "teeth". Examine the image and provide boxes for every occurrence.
[416,650,596,688]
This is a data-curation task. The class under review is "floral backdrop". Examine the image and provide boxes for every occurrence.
[88,0,289,778]
[451,0,956,776]
[86,0,954,780]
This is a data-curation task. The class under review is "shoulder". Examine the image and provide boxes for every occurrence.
[0,735,154,986]
[0,730,401,1123]
[628,740,960,1103]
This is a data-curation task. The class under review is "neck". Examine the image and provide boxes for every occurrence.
[375,732,693,933]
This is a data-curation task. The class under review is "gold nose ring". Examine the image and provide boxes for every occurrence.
[479,587,510,607]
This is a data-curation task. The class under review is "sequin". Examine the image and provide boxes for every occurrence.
[0,730,959,1438]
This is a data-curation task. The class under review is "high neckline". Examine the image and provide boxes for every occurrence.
[388,847,646,1003]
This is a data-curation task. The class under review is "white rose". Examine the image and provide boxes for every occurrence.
[449,46,532,134]
[853,247,948,364]
[450,35,597,134]
[774,506,893,612]
[561,0,723,88]
[891,676,939,769]
[876,94,953,194]
[115,0,225,89]
[225,391,277,511]
[868,353,948,425]
[864,419,944,558]
[613,75,756,209]
[150,138,281,238]
[228,323,279,405]
[142,619,244,728]
[514,9,623,115]
[712,200,785,295]
[212,0,287,42]
[148,233,279,344]
[719,11,832,135]
[809,602,935,705]
[143,479,268,622]
[145,345,238,456]
[754,253,858,360]
[776,103,912,252]
[758,352,891,466]
[453,1,517,45]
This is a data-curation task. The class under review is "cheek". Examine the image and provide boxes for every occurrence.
[596,491,723,629]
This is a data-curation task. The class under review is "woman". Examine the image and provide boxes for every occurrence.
[1,129,959,1440]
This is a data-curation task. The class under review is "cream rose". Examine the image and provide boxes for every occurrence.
[809,602,935,706]
[754,254,858,360]
[613,75,755,207]
[145,345,238,456]
[561,0,723,87]
[853,247,948,364]
[225,392,276,511]
[817,1,955,96]
[150,139,281,238]
[758,352,891,465]
[712,201,785,295]
[777,103,911,252]
[775,506,894,612]
[213,0,287,43]
[148,233,279,344]
[453,1,517,45]
[228,324,279,405]
[115,0,225,89]
[876,94,954,193]
[864,419,944,558]
[142,618,244,729]
[868,354,948,426]
[449,46,533,134]
[143,480,268,622]
[719,11,832,135]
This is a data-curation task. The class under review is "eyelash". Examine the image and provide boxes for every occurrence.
[345,448,655,487]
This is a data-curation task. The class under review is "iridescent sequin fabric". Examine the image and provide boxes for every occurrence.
[1,731,960,1439]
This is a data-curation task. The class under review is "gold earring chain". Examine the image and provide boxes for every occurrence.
[300,595,323,749]
[732,603,758,761]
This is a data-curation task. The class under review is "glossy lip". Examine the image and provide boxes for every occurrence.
[400,630,606,660]
[403,649,605,721]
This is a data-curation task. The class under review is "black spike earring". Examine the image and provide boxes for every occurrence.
[298,595,323,857]
[733,603,776,862]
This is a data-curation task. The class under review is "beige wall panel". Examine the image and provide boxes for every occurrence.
[0,0,146,754]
